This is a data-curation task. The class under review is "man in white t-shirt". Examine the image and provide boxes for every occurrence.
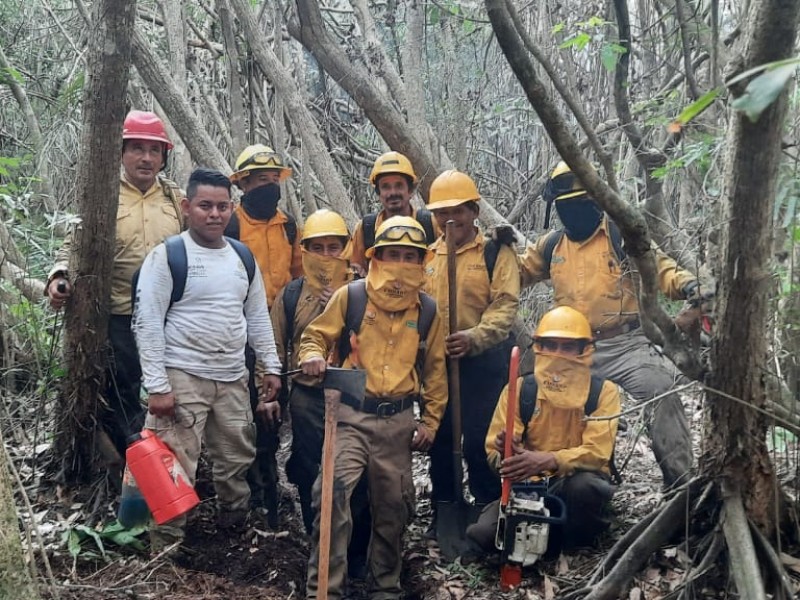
[133,168,282,551]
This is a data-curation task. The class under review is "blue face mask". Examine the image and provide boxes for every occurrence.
[555,197,603,241]
[241,183,280,221]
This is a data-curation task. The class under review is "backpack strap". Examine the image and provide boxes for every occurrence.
[414,292,437,380]
[416,208,436,245]
[164,235,188,306]
[224,210,240,240]
[483,239,499,283]
[541,229,565,280]
[520,374,538,440]
[159,176,184,227]
[284,213,298,245]
[607,219,626,264]
[282,277,305,352]
[338,281,369,364]
[362,213,378,251]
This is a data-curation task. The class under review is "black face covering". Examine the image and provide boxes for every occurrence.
[241,183,281,221]
[555,196,604,241]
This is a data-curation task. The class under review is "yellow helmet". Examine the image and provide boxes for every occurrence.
[428,169,480,210]
[369,151,417,186]
[230,144,292,183]
[534,306,592,340]
[365,215,429,258]
[543,161,589,203]
[301,209,350,242]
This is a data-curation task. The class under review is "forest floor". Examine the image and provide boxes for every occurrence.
[14,386,800,599]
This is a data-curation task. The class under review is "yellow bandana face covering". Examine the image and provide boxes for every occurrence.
[302,249,351,295]
[533,351,593,410]
[366,258,424,312]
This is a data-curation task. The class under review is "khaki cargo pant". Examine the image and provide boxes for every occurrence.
[592,329,692,487]
[146,368,256,541]
[305,401,417,600]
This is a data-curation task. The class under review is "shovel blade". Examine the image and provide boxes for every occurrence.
[323,367,367,401]
[436,499,476,562]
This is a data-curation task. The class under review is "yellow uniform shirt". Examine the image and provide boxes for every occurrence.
[519,218,695,334]
[271,277,326,386]
[236,206,303,308]
[423,233,520,355]
[485,376,620,478]
[49,175,183,315]
[297,284,448,434]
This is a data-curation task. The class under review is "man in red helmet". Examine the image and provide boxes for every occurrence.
[46,110,184,459]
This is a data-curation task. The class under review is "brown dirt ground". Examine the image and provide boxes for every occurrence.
[23,388,800,599]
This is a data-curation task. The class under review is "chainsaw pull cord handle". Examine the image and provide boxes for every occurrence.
[500,346,520,507]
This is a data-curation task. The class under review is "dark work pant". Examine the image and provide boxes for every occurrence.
[466,471,616,554]
[429,338,514,505]
[104,315,145,456]
[285,383,371,565]
[245,346,281,517]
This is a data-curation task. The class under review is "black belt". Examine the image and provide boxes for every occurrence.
[594,318,640,341]
[341,395,415,417]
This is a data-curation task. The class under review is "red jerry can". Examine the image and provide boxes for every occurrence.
[125,430,199,525]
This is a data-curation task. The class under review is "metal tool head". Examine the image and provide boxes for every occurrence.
[323,367,367,401]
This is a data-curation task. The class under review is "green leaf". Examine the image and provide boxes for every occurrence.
[600,43,627,71]
[0,66,23,84]
[559,32,591,51]
[551,22,565,34]
[726,56,800,87]
[66,530,82,558]
[585,16,606,28]
[74,525,107,558]
[673,87,722,126]
[731,64,796,122]
[429,5,440,26]
[462,18,475,35]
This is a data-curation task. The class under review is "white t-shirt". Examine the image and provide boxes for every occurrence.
[133,231,282,394]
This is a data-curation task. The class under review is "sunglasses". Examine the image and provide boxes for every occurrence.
[240,151,285,170]
[534,338,587,355]
[375,225,427,245]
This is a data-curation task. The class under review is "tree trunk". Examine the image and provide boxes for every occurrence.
[704,0,800,534]
[0,428,39,600]
[217,0,247,155]
[229,0,357,224]
[54,0,138,483]
[131,29,230,173]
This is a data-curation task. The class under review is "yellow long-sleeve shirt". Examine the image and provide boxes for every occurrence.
[485,376,620,478]
[297,284,448,434]
[49,174,183,315]
[235,207,303,308]
[519,218,696,333]
[423,233,519,355]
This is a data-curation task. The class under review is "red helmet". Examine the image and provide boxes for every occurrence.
[122,110,173,149]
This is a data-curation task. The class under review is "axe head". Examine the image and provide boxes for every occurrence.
[323,367,367,401]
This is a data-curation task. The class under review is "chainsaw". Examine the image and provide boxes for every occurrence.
[495,347,566,590]
[495,482,567,586]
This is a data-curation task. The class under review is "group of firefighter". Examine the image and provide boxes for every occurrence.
[46,111,713,599]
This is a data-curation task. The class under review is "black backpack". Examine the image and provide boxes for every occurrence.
[541,220,626,279]
[519,373,621,484]
[131,235,257,312]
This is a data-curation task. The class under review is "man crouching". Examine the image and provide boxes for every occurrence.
[464,306,620,562]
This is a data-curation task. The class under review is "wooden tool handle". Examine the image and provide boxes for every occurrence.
[500,346,520,507]
[317,389,340,600]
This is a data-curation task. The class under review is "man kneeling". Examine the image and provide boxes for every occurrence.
[464,306,620,561]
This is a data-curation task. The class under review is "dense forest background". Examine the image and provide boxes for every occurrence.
[1,0,799,598]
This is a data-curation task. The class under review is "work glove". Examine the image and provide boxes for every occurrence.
[491,224,519,247]
[682,281,715,309]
